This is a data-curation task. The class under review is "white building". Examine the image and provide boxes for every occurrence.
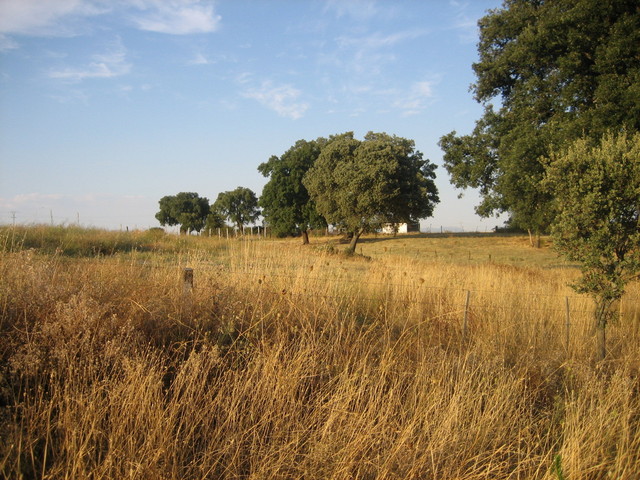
[381,222,420,234]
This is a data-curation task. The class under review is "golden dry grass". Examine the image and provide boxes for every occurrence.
[1,226,639,479]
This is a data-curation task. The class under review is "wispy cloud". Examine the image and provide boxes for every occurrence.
[0,0,107,36]
[130,0,221,35]
[0,34,18,51]
[0,0,221,39]
[242,81,309,120]
[188,52,210,65]
[49,39,131,82]
[337,29,426,50]
[331,29,427,76]
[393,80,437,116]
[323,0,380,21]
[448,1,481,43]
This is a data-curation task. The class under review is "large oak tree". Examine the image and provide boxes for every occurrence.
[258,139,327,244]
[155,192,210,234]
[304,132,439,252]
[213,187,260,231]
[439,0,640,244]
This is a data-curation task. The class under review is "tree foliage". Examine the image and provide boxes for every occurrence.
[544,132,640,358]
[304,132,439,252]
[258,139,327,244]
[204,210,226,234]
[155,192,210,234]
[439,0,640,235]
[213,187,260,230]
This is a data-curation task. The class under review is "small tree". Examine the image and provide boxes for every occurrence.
[304,132,439,253]
[544,132,640,359]
[155,192,210,234]
[213,187,260,231]
[258,138,327,244]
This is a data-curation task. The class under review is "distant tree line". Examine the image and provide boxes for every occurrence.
[156,131,440,253]
[155,188,259,235]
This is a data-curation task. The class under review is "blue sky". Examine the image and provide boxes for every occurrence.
[0,0,506,232]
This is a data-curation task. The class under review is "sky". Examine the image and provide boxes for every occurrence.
[0,0,507,232]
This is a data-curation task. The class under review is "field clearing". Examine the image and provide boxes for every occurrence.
[1,226,639,479]
[350,232,566,268]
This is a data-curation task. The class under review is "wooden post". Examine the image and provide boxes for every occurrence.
[182,268,194,316]
[183,268,194,294]
[463,290,471,339]
[565,297,570,355]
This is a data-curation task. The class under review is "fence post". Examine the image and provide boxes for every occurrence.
[182,267,194,315]
[565,297,570,356]
[183,268,194,294]
[463,290,471,339]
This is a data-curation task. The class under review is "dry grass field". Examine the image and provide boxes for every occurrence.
[1,226,639,479]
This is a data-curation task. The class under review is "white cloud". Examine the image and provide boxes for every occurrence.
[323,0,379,21]
[0,0,220,38]
[49,39,131,82]
[0,0,107,36]
[131,0,221,35]
[337,29,426,50]
[448,0,481,43]
[0,34,19,51]
[242,81,309,120]
[332,29,427,76]
[236,72,253,84]
[393,80,436,116]
[188,52,210,65]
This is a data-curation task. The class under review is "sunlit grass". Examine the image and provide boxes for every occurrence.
[1,225,638,479]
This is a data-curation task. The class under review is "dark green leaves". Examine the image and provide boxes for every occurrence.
[213,187,260,231]
[544,132,640,315]
[304,132,439,245]
[258,139,327,239]
[155,192,210,234]
[440,0,640,233]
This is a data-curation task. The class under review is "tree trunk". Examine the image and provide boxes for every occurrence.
[301,230,310,245]
[347,229,363,253]
[597,325,606,362]
[527,229,541,248]
[594,296,615,361]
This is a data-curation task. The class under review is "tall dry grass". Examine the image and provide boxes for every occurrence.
[0,226,639,479]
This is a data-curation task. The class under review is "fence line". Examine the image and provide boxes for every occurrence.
[89,257,639,314]
[179,267,615,358]
[170,266,600,318]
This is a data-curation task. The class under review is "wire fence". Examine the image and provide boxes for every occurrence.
[92,256,640,321]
